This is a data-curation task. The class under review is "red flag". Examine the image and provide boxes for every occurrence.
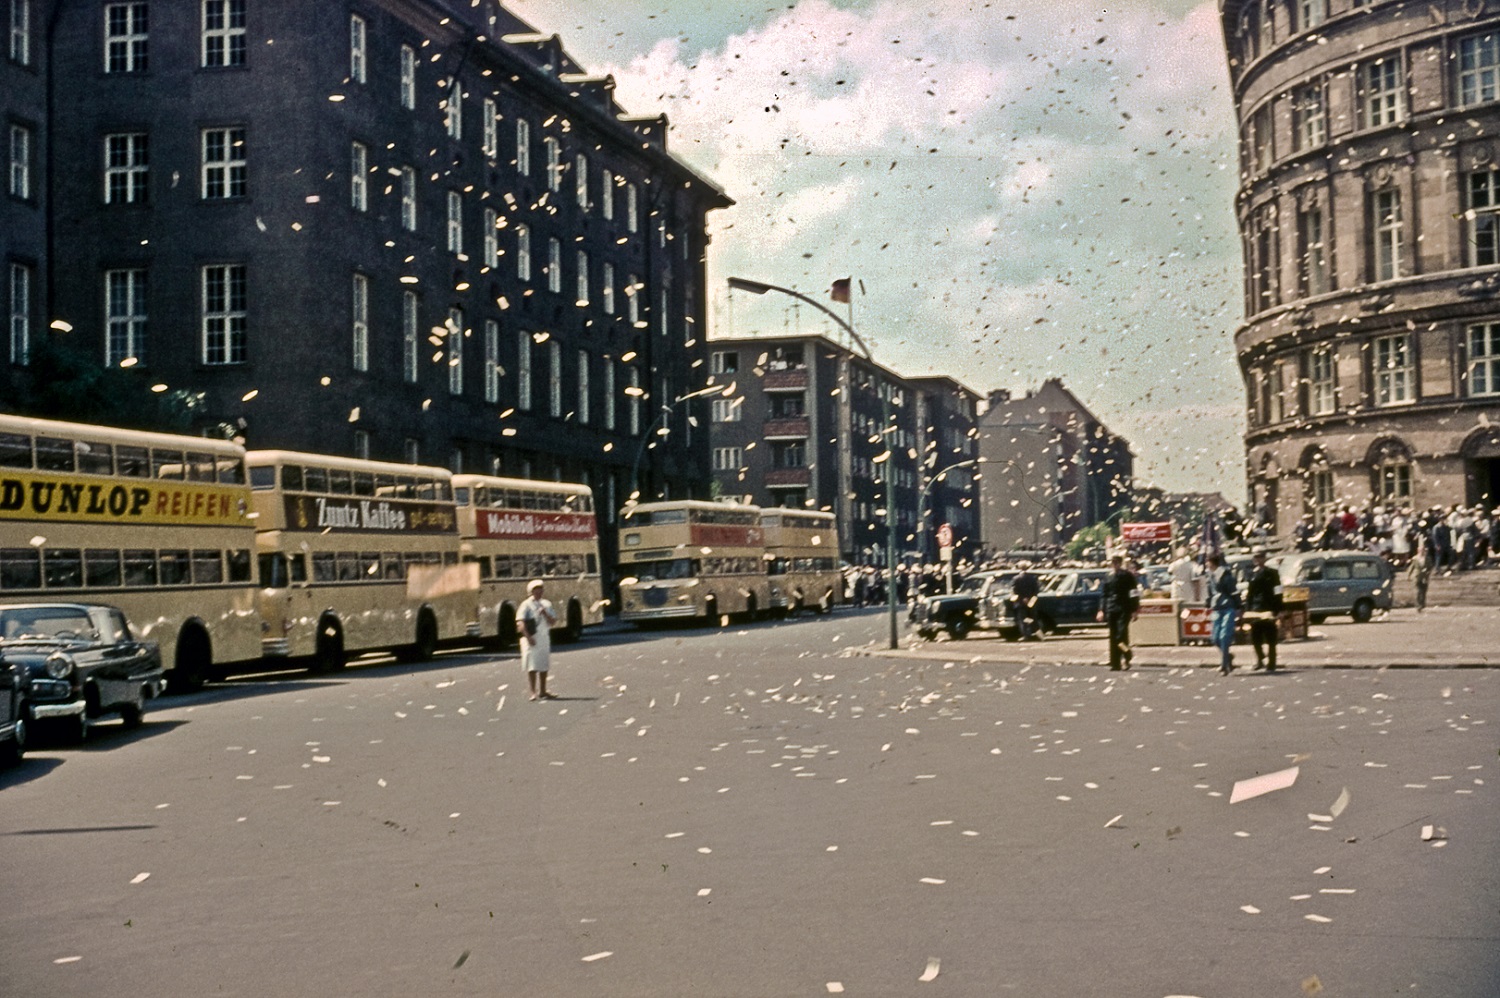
[830,277,851,303]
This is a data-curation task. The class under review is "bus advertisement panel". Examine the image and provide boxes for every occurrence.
[617,501,770,624]
[0,415,260,690]
[453,475,605,645]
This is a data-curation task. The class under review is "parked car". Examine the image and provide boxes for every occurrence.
[0,603,167,743]
[0,653,26,765]
[910,570,1018,640]
[1274,552,1393,623]
[998,568,1111,638]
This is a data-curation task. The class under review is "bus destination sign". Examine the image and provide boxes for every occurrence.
[284,495,457,535]
[0,470,250,526]
[475,511,596,541]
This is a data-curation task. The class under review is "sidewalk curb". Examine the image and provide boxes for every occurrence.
[856,645,1500,670]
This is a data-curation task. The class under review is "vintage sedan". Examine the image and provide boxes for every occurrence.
[997,568,1112,638]
[0,603,167,743]
[910,570,1018,640]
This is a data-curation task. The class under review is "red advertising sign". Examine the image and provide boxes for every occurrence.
[1180,606,1212,640]
[474,510,597,541]
[690,523,763,548]
[1120,521,1173,542]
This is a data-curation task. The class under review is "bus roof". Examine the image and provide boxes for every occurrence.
[452,474,592,497]
[0,413,246,456]
[624,499,762,516]
[762,509,835,523]
[245,450,453,479]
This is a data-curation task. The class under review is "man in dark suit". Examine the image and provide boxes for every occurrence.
[1100,555,1140,671]
[1010,562,1041,640]
[1245,549,1284,672]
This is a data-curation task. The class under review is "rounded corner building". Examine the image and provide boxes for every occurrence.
[1220,0,1500,535]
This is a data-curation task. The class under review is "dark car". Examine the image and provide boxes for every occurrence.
[0,654,25,765]
[0,603,167,743]
[997,568,1111,638]
[910,570,1018,640]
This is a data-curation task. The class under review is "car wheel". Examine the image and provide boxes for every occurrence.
[59,714,87,745]
[948,619,972,640]
[0,711,26,766]
[1309,613,1327,625]
[119,702,144,730]
[1351,598,1375,624]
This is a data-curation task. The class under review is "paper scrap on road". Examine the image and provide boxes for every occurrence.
[1421,825,1447,841]
[1229,765,1299,804]
[1104,815,1123,829]
[1240,905,1260,914]
[130,872,150,885]
[918,957,941,982]
[452,950,469,969]
[1329,788,1351,819]
[826,984,845,994]
[581,951,612,962]
[53,956,82,964]
[1302,975,1324,995]
[919,878,946,885]
[1305,914,1332,923]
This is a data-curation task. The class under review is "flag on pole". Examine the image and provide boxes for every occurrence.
[830,277,851,303]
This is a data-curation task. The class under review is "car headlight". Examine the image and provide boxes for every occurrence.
[46,653,75,679]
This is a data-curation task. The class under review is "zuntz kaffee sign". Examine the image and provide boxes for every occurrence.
[0,470,249,525]
[283,494,457,535]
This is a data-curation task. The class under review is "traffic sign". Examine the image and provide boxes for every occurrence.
[936,522,954,547]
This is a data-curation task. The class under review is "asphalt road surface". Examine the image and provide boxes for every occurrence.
[3,609,1497,997]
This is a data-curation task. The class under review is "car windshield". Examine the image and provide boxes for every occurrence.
[0,607,99,642]
[958,574,991,593]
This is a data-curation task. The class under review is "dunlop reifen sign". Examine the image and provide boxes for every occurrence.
[0,471,250,526]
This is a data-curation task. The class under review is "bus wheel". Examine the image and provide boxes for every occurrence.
[408,611,438,662]
[562,601,584,643]
[745,595,759,622]
[494,605,519,650]
[168,625,212,694]
[704,597,720,627]
[311,618,346,673]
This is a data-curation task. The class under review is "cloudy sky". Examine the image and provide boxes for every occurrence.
[507,0,1246,497]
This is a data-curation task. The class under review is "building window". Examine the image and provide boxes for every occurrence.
[201,0,246,68]
[349,14,366,83]
[603,362,616,430]
[400,44,416,110]
[547,238,561,293]
[9,0,29,65]
[201,264,246,365]
[627,183,639,233]
[104,3,148,73]
[444,85,462,140]
[447,308,464,396]
[627,273,640,325]
[201,127,246,199]
[1469,170,1500,266]
[1261,362,1284,424]
[1309,346,1336,415]
[600,168,614,220]
[712,447,742,471]
[575,153,588,209]
[483,320,499,404]
[1372,188,1402,282]
[1298,203,1329,296]
[577,349,591,424]
[1308,467,1335,518]
[105,269,147,367]
[1295,0,1325,33]
[712,397,742,423]
[351,273,369,372]
[772,441,806,469]
[104,133,148,205]
[548,340,562,417]
[629,366,641,435]
[1361,56,1404,129]
[1248,205,1277,312]
[8,263,29,365]
[544,137,561,192]
[446,190,462,255]
[9,124,30,200]
[400,166,416,231]
[404,438,419,465]
[515,119,530,176]
[1248,104,1272,174]
[1293,83,1325,151]
[1458,32,1500,107]
[353,429,370,460]
[1468,322,1500,396]
[517,332,532,410]
[1374,333,1413,406]
[482,98,497,159]
[602,262,615,314]
[402,290,418,383]
[516,225,531,281]
[576,251,589,305]
[350,142,367,212]
[1378,461,1411,502]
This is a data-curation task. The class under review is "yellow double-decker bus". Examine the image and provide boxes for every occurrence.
[617,500,771,624]
[0,414,260,690]
[452,474,605,645]
[763,508,841,615]
[246,452,479,670]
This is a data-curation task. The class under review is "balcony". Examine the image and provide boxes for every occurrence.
[765,468,811,487]
[763,416,810,439]
[763,369,808,391]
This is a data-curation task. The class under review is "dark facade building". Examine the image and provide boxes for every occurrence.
[4,0,48,371]
[1221,0,1500,534]
[976,380,1135,552]
[706,334,980,566]
[3,0,729,553]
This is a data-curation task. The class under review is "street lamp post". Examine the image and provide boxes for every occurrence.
[727,277,901,650]
[918,457,985,593]
[630,383,733,503]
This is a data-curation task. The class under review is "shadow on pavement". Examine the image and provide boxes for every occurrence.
[0,755,64,791]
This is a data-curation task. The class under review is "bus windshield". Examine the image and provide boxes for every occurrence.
[630,558,699,581]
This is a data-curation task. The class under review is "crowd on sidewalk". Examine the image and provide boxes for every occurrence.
[1286,502,1498,572]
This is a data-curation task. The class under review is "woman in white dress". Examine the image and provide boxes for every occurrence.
[518,579,558,700]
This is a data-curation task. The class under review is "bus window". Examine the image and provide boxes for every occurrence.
[258,553,288,588]
[335,552,361,581]
[191,550,224,584]
[304,466,328,493]
[312,553,338,582]
[455,487,472,506]
[353,472,375,497]
[159,550,191,585]
[493,555,512,578]
[250,466,277,490]
[218,458,246,485]
[359,552,381,579]
[282,465,304,491]
[226,549,252,583]
[330,469,354,495]
[85,549,123,587]
[43,549,84,588]
[35,436,75,472]
[289,553,308,583]
[443,551,458,566]
[123,550,158,587]
[117,446,150,477]
[0,433,30,468]
[587,554,597,574]
[77,441,114,475]
[395,476,417,498]
[0,549,41,589]
[375,473,395,495]
[152,449,185,480]
[382,553,404,580]
[186,452,217,482]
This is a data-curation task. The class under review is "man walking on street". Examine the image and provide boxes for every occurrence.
[1100,555,1140,670]
[1408,537,1434,612]
[1245,549,1283,672]
[518,579,558,701]
[1206,552,1241,675]
[1010,561,1041,640]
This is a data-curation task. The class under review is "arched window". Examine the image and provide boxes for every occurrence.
[1369,438,1413,503]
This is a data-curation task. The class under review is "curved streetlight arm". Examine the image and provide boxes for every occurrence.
[917,457,986,592]
[727,278,876,363]
[630,383,732,501]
